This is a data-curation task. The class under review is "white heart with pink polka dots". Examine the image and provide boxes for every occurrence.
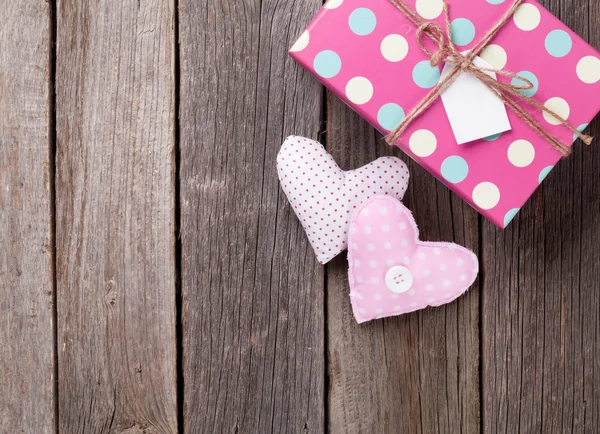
[277,136,409,264]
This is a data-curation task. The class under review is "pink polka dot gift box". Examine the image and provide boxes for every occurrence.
[289,0,600,228]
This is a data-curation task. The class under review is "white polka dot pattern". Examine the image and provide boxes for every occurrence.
[577,56,600,84]
[290,30,310,52]
[472,182,501,210]
[380,34,409,62]
[324,0,343,9]
[543,97,571,125]
[409,129,437,157]
[416,0,443,19]
[277,136,410,264]
[345,77,374,104]
[480,44,508,69]
[348,196,479,323]
[513,3,541,31]
[508,139,535,167]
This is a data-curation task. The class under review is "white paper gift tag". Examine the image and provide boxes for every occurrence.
[440,55,512,144]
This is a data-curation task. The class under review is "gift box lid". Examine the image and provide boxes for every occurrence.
[289,0,600,228]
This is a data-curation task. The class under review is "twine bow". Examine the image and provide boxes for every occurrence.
[385,0,593,157]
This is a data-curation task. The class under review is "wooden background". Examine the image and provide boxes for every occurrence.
[0,0,598,432]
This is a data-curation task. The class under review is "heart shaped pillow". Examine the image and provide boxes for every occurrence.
[277,136,409,264]
[348,196,479,323]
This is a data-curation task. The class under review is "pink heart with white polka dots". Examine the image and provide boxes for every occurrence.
[277,136,409,264]
[348,196,479,323]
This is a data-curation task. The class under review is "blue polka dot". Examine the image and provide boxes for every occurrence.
[412,61,441,88]
[574,124,589,142]
[504,208,520,228]
[545,30,572,58]
[349,8,377,36]
[450,18,476,46]
[441,156,469,183]
[538,166,554,184]
[511,71,539,97]
[313,50,342,78]
[377,103,405,131]
[487,0,505,3]
[483,132,503,141]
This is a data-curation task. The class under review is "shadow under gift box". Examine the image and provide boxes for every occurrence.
[289,0,600,228]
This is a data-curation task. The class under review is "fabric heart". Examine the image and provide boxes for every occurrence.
[277,136,409,264]
[348,196,479,323]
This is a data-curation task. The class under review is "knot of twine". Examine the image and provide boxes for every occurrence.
[385,0,593,157]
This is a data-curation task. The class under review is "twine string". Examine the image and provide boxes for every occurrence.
[385,0,593,156]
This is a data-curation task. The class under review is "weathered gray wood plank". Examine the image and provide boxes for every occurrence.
[179,0,325,432]
[326,96,480,433]
[0,2,55,432]
[482,0,600,432]
[55,0,178,432]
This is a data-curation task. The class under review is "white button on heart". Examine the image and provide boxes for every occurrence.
[385,266,413,294]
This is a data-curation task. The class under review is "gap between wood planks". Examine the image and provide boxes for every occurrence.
[320,84,330,434]
[49,1,59,433]
[173,0,185,430]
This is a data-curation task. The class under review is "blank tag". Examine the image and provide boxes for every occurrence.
[440,55,512,144]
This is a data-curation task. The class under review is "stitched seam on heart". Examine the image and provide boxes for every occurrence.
[348,195,479,321]
[347,219,365,323]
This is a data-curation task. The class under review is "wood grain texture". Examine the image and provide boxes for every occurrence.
[55,0,178,432]
[482,0,600,432]
[326,96,480,433]
[178,0,325,432]
[0,1,55,432]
